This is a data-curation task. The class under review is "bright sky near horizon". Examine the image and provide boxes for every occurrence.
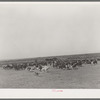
[0,2,100,60]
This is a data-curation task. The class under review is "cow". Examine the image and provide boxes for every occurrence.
[38,65,43,71]
[26,65,37,71]
[65,64,73,70]
[3,64,13,70]
[41,65,50,72]
[92,59,98,65]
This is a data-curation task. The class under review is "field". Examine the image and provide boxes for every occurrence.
[0,62,100,88]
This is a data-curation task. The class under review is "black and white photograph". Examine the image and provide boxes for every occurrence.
[0,2,100,90]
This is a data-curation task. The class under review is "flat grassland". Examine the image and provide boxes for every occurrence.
[0,62,100,88]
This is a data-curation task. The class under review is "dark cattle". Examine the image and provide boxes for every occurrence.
[26,65,37,71]
[92,60,97,65]
[77,60,82,67]
[72,63,78,69]
[86,60,91,64]
[45,58,53,66]
[3,64,13,70]
[38,65,42,71]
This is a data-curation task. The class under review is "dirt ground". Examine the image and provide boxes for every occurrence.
[0,62,100,88]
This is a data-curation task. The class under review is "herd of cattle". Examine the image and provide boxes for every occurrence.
[1,58,98,74]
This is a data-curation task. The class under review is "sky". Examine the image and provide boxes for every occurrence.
[0,2,100,60]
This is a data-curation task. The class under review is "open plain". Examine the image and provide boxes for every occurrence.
[0,61,100,88]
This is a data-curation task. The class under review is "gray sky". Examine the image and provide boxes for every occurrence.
[0,2,100,60]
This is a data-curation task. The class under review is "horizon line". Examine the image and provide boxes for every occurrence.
[0,52,100,62]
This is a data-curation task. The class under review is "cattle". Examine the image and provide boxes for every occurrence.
[26,65,37,71]
[72,63,78,69]
[91,59,98,65]
[93,60,97,64]
[77,60,82,67]
[2,57,99,72]
[38,65,43,71]
[45,58,53,66]
[2,63,28,71]
[2,65,8,70]
[65,64,73,70]
[86,60,91,64]
[41,65,50,72]
[3,64,13,70]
